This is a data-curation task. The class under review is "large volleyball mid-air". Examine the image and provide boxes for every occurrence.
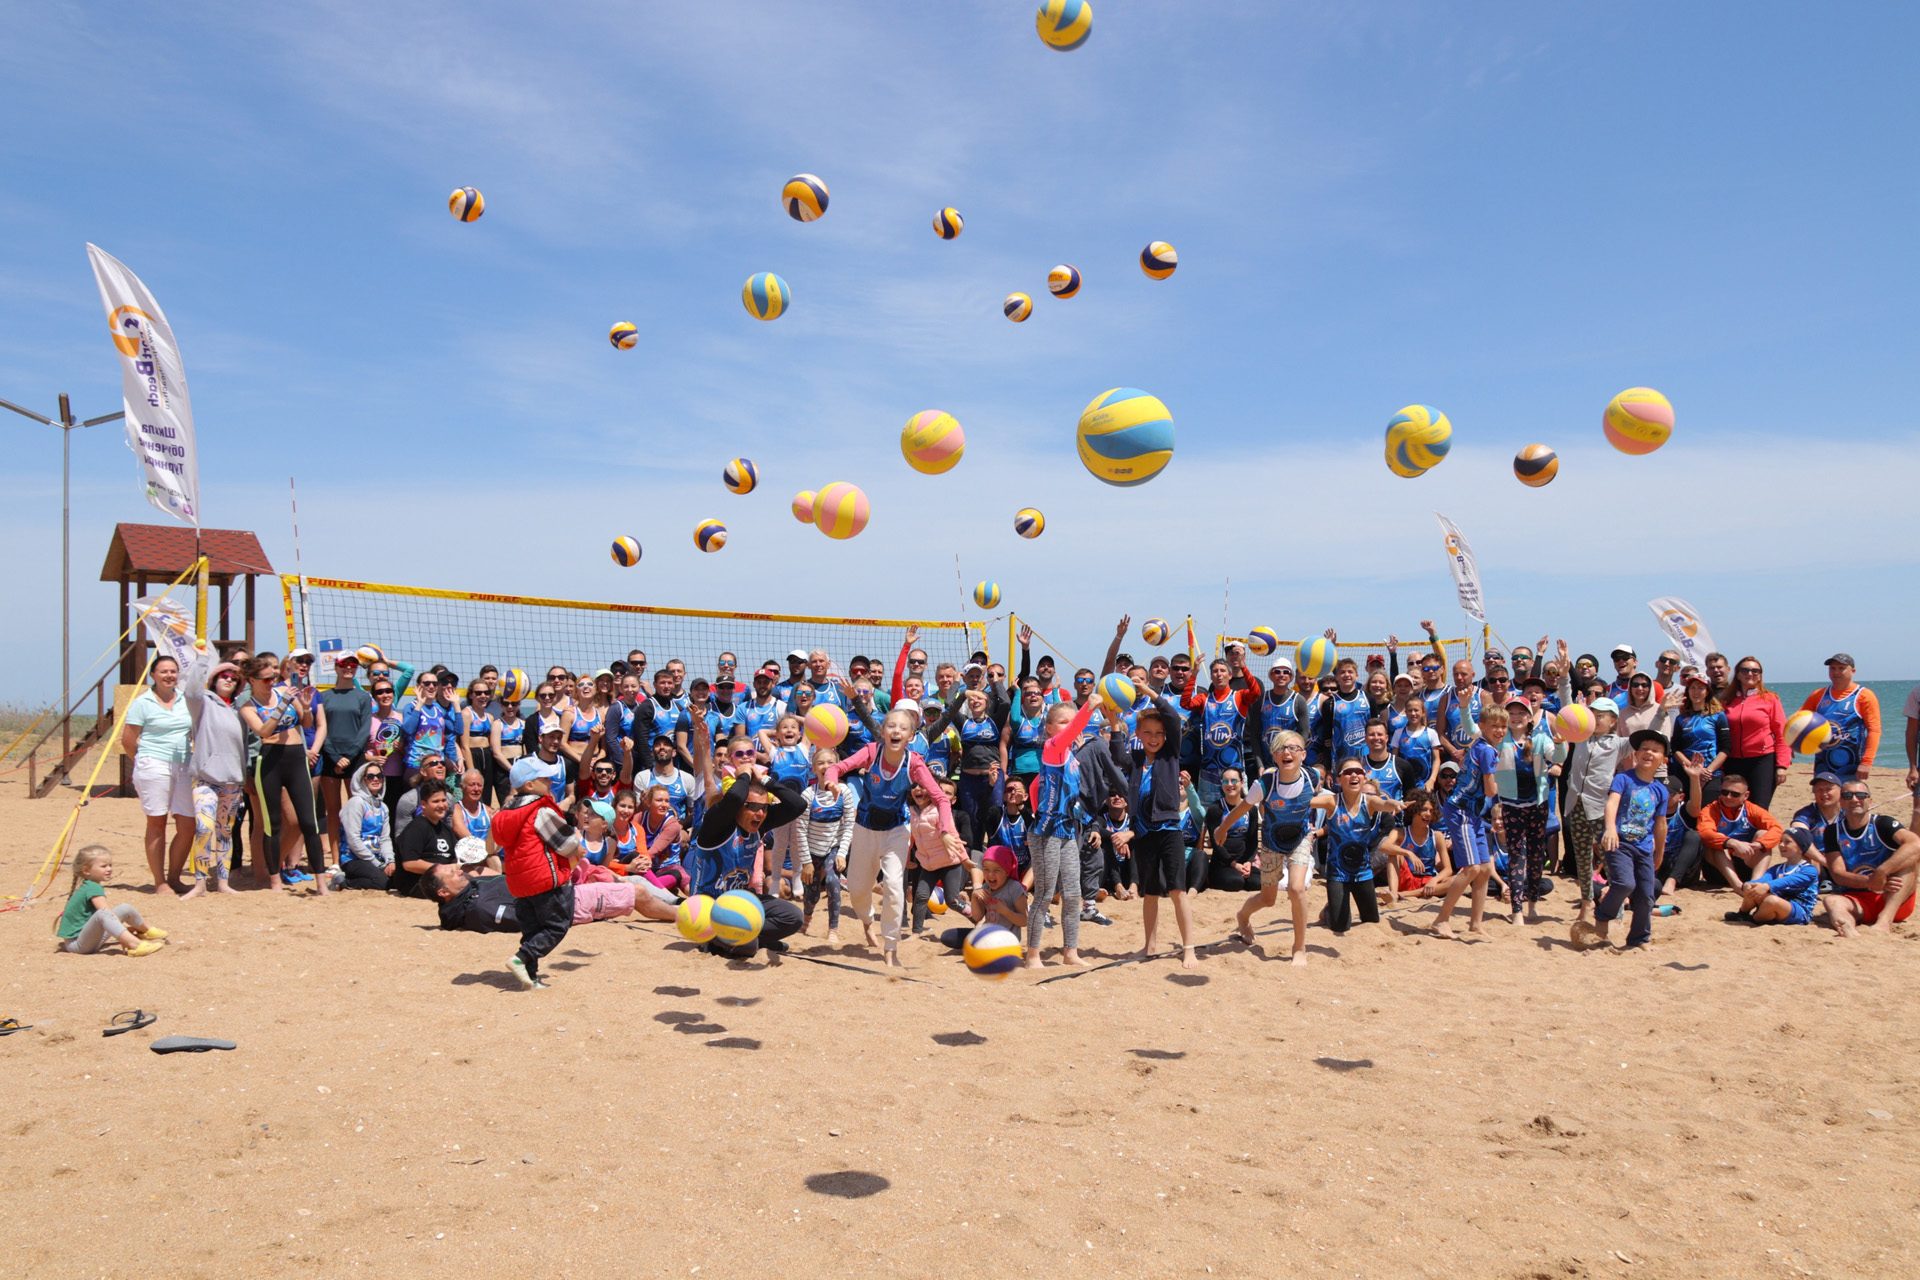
[1385,405,1452,476]
[973,581,1001,609]
[723,458,758,495]
[814,482,870,539]
[1035,0,1093,51]
[1141,618,1170,646]
[1076,388,1174,487]
[694,519,728,553]
[742,272,790,320]
[782,173,829,221]
[1604,387,1673,455]
[791,490,816,523]
[1245,626,1279,657]
[1140,241,1177,279]
[1295,636,1336,679]
[901,411,966,475]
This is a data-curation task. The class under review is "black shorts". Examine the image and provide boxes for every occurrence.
[320,749,364,781]
[1133,828,1188,897]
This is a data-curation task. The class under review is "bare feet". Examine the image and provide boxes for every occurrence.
[154,882,178,897]
[1180,946,1198,969]
[882,950,903,969]
[215,880,240,895]
[179,882,205,901]
[1234,916,1255,945]
[1289,948,1308,965]
[1431,923,1458,940]
[862,921,879,950]
[1062,949,1093,968]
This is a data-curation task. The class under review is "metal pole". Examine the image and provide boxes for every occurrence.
[59,394,71,769]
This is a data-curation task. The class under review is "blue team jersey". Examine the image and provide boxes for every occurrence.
[1365,755,1406,800]
[1259,691,1304,759]
[1709,801,1757,844]
[1420,686,1446,725]
[568,705,602,743]
[854,754,915,830]
[1197,693,1248,776]
[1393,726,1439,777]
[995,810,1031,866]
[635,769,694,824]
[687,828,760,897]
[1790,802,1838,852]
[740,696,786,741]
[1325,691,1372,767]
[638,811,682,864]
[1609,772,1668,854]
[1827,816,1905,875]
[1755,861,1820,922]
[807,786,846,824]
[1326,795,1386,882]
[1400,825,1441,878]
[1032,750,1084,840]
[1672,710,1728,773]
[1446,739,1499,819]
[1257,766,1322,852]
[1812,687,1868,778]
[1443,688,1481,748]
[1007,706,1046,774]
[767,743,812,785]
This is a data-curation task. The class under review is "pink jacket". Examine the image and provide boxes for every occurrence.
[827,745,956,839]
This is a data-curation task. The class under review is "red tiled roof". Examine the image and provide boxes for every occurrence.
[99,523,274,583]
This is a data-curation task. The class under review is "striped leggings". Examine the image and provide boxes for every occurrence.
[1025,831,1081,952]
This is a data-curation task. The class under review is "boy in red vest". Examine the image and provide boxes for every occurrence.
[487,756,583,989]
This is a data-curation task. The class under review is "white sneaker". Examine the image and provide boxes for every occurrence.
[508,956,537,990]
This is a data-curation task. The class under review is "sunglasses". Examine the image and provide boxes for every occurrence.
[1278,744,1304,754]
[537,692,557,699]
[1338,768,1365,777]
[417,681,439,689]
[373,687,395,695]
[1842,791,1870,800]
[1737,667,1761,675]
[1074,676,1094,685]
[730,750,755,761]
[740,801,769,814]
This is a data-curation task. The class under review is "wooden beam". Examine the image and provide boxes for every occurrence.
[219,579,231,642]
[245,574,256,653]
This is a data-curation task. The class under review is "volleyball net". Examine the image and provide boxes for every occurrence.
[281,576,986,691]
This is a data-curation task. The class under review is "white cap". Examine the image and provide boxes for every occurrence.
[1610,643,1636,658]
[1268,655,1294,672]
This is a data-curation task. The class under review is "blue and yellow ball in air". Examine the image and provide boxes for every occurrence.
[1140,241,1177,279]
[782,173,829,222]
[742,272,790,320]
[933,207,964,240]
[1035,0,1093,51]
[1076,388,1174,488]
[610,536,642,567]
[973,581,1001,609]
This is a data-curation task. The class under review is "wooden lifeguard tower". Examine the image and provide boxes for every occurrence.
[21,523,274,797]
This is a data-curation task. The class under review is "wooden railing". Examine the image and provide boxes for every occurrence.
[24,658,123,799]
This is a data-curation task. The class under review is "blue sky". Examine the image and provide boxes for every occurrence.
[3,1,1917,702]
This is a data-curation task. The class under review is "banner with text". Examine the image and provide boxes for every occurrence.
[86,243,200,526]
[1433,512,1486,623]
[1647,596,1717,669]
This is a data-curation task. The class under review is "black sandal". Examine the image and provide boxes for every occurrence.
[103,1009,157,1037]
[0,1017,31,1036]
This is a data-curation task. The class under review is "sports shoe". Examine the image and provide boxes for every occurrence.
[1043,912,1056,929]
[136,927,168,941]
[762,938,790,954]
[127,940,165,958]
[508,956,537,990]
[1080,906,1113,926]
[283,869,311,884]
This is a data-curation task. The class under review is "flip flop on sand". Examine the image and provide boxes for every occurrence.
[103,1010,157,1037]
[150,1036,236,1054]
[0,1018,31,1036]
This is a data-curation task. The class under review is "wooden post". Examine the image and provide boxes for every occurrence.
[244,575,256,653]
[133,574,148,681]
[219,579,231,642]
[117,576,131,684]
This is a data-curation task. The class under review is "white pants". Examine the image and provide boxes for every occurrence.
[845,824,909,950]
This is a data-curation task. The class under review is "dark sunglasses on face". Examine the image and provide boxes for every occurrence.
[1338,767,1365,777]
[1074,676,1093,685]
[740,801,769,813]
[373,687,394,696]
[1842,790,1870,800]
[1737,667,1761,675]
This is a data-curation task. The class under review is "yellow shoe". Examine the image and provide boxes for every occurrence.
[127,940,165,958]
[138,927,168,941]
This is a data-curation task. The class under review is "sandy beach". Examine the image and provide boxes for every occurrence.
[2,762,1915,1279]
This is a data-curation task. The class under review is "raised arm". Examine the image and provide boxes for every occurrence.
[1099,614,1129,678]
[1041,699,1100,766]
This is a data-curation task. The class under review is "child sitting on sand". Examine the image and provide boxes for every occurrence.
[940,845,1029,951]
[1729,828,1821,926]
[1377,789,1452,905]
[56,847,167,956]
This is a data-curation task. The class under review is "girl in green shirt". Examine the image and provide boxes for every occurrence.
[56,847,167,956]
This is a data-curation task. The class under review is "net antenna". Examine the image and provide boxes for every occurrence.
[289,477,313,657]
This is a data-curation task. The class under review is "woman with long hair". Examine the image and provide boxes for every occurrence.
[238,653,330,894]
[181,643,247,898]
[1671,674,1731,799]
[1722,656,1787,810]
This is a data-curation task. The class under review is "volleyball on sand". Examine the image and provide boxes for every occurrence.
[963,924,1023,978]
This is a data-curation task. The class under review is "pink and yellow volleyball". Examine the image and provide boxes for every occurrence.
[791,489,816,524]
[1603,387,1673,455]
[813,481,870,540]
[900,411,966,475]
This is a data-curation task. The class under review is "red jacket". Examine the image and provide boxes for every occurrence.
[1723,690,1787,768]
[493,794,575,897]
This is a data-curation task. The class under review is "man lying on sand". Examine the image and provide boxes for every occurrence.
[427,864,676,932]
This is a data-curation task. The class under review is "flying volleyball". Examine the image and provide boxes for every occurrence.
[609,536,642,567]
[1246,626,1280,657]
[1140,241,1178,279]
[814,482,870,539]
[901,411,966,475]
[1014,508,1045,539]
[1141,618,1171,647]
[781,173,829,222]
[449,187,483,221]
[1514,444,1558,487]
[498,669,530,703]
[710,891,765,946]
[742,272,790,320]
[933,207,964,239]
[723,458,758,495]
[1035,0,1093,51]
[1097,673,1136,717]
[1604,387,1673,455]
[963,924,1024,979]
[1385,405,1452,478]
[1003,292,1033,322]
[1296,636,1336,679]
[791,490,816,524]
[973,581,1001,609]
[804,704,849,748]
[608,322,638,350]
[1784,710,1831,756]
[1077,388,1174,488]
[1549,703,1596,743]
[1047,264,1082,298]
[694,519,728,553]
[675,895,717,943]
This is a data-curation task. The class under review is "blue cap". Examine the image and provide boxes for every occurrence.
[1812,771,1843,786]
[509,757,544,789]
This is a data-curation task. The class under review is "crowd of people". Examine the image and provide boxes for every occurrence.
[79,617,1920,981]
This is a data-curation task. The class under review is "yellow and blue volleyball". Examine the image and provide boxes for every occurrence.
[498,669,530,703]
[1548,703,1596,744]
[1035,0,1093,51]
[781,173,829,222]
[928,886,949,916]
[791,489,816,524]
[1003,292,1033,322]
[1604,387,1673,456]
[1386,405,1452,471]
[1383,442,1427,479]
[723,458,758,495]
[1097,672,1136,718]
[694,519,728,553]
[1014,507,1045,539]
[610,536,642,567]
[1141,618,1170,646]
[1295,636,1336,679]
[933,207,964,239]
[1514,443,1558,487]
[1784,709,1832,756]
[813,481,870,540]
[1140,241,1177,280]
[675,894,717,943]
[608,322,638,350]
[449,187,484,221]
[973,581,1001,609]
[1246,626,1280,657]
[901,410,966,475]
[354,644,387,667]
[804,703,849,748]
[1047,264,1082,298]
[962,923,1024,979]
[742,272,790,320]
[1076,387,1174,488]
[710,890,765,946]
